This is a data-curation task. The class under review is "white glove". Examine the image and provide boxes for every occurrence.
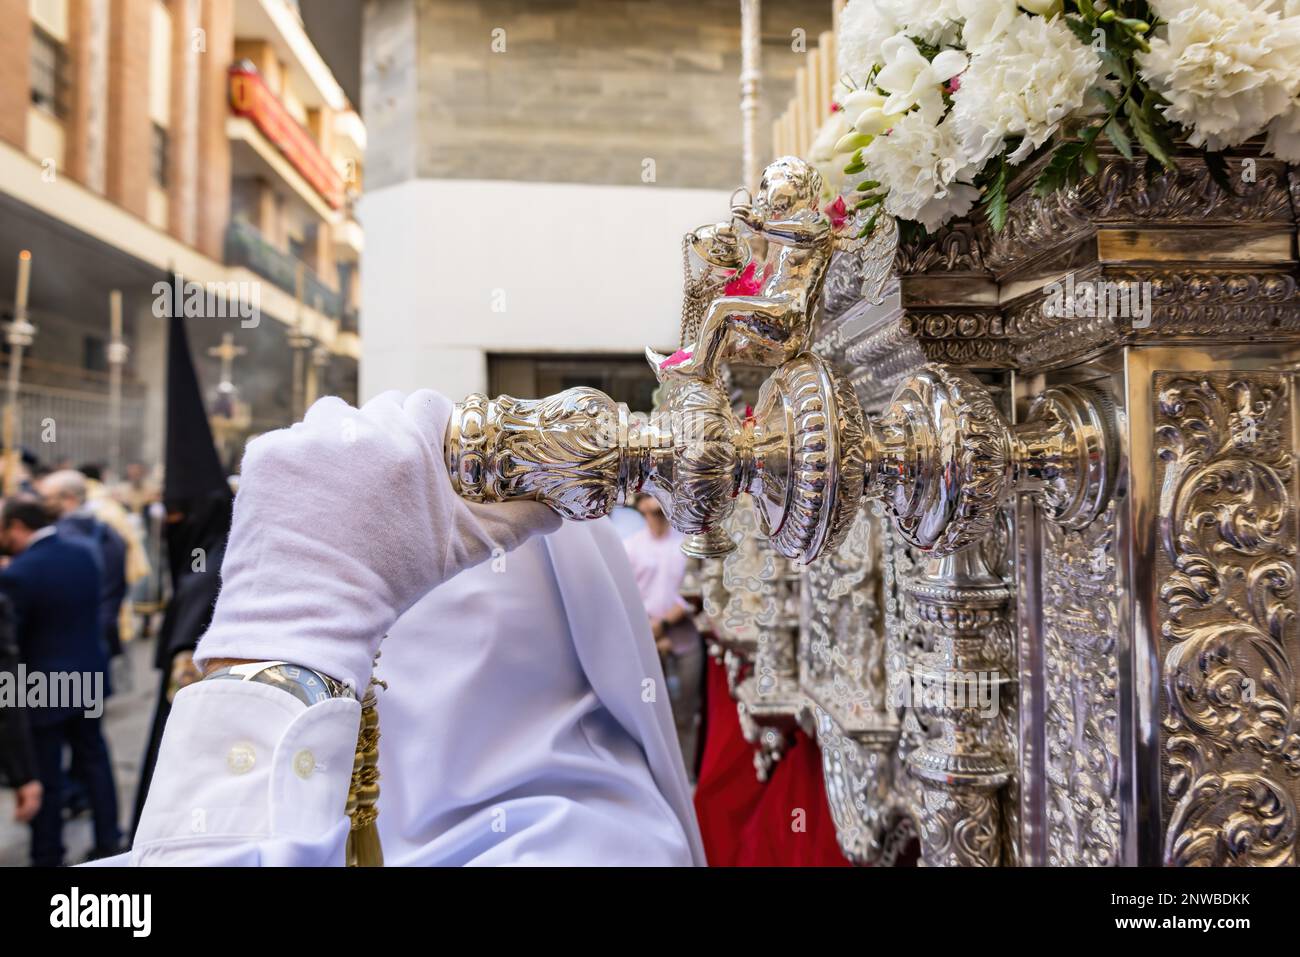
[195,390,561,691]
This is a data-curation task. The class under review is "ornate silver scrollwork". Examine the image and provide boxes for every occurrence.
[1155,372,1300,867]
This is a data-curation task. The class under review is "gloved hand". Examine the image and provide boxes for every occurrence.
[195,390,561,692]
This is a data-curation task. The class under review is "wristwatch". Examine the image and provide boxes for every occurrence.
[203,660,356,706]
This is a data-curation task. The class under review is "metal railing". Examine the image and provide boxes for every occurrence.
[17,383,146,470]
[223,219,342,319]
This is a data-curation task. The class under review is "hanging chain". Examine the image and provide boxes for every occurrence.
[679,233,732,350]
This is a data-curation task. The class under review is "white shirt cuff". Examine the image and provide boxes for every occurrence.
[131,679,361,865]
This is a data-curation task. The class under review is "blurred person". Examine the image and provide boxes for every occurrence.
[38,470,130,667]
[118,463,166,638]
[0,497,120,865]
[80,465,151,650]
[119,462,161,516]
[105,391,703,866]
[15,449,41,496]
[0,589,41,827]
[623,493,704,777]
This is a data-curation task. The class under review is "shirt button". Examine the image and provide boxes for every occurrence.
[227,743,256,775]
[293,749,316,779]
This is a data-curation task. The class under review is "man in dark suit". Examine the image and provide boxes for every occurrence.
[39,470,129,665]
[0,497,121,866]
[0,591,41,826]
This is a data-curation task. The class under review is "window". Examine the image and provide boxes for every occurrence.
[30,28,67,119]
[151,123,170,188]
[84,336,108,374]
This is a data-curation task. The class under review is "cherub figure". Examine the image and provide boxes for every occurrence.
[652,156,833,382]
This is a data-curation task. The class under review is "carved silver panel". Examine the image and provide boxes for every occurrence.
[1154,372,1300,867]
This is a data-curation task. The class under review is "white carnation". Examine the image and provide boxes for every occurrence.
[957,0,1018,50]
[882,0,964,48]
[837,0,902,80]
[1266,99,1300,161]
[837,0,967,80]
[1140,0,1300,151]
[950,13,1102,168]
[863,110,979,231]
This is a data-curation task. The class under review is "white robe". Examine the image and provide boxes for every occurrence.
[111,519,705,866]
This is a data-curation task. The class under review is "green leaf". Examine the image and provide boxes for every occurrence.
[1082,141,1101,176]
[1092,87,1120,113]
[897,219,928,246]
[1035,141,1086,198]
[981,155,1010,233]
[1064,15,1097,47]
[1125,96,1176,170]
[1099,47,1133,85]
[1103,117,1134,160]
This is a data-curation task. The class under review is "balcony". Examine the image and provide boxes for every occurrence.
[340,304,359,335]
[228,63,344,211]
[224,219,341,319]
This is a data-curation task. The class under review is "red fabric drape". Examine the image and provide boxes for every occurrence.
[692,655,850,866]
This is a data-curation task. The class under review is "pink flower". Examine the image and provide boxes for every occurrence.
[945,74,963,94]
[724,261,764,296]
[830,101,843,113]
[661,348,693,368]
[825,196,850,230]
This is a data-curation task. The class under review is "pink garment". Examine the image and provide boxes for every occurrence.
[623,526,699,656]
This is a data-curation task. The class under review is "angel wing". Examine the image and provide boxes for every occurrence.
[830,210,899,308]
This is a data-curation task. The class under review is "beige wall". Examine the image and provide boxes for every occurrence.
[363,0,832,192]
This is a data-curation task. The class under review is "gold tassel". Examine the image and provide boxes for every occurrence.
[345,676,385,866]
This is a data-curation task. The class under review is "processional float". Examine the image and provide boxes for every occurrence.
[433,139,1300,867]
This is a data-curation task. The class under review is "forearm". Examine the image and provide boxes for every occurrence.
[660,603,688,627]
[129,679,359,866]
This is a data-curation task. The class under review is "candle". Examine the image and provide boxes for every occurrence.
[15,250,31,319]
[110,289,122,341]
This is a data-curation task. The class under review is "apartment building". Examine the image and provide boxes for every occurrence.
[0,0,363,472]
